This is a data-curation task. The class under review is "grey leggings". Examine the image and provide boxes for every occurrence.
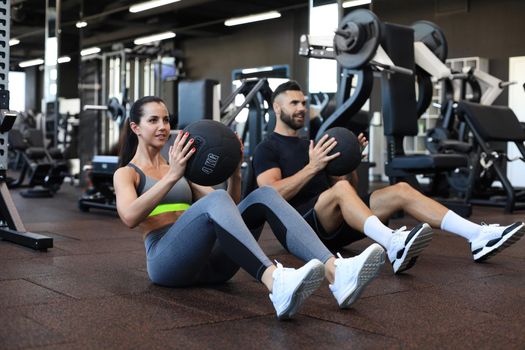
[145,186,333,287]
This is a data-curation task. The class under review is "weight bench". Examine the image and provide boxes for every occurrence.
[457,101,525,213]
[78,155,118,212]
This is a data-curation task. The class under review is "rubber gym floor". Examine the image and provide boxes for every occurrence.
[1,184,524,350]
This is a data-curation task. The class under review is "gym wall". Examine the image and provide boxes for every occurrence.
[180,8,309,99]
[373,0,525,106]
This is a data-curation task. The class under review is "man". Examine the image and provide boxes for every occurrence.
[253,80,524,273]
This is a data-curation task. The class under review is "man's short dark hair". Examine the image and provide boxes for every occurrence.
[271,80,303,104]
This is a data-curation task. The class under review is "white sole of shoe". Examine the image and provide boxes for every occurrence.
[277,261,325,320]
[393,223,433,274]
[473,222,525,262]
[338,244,385,309]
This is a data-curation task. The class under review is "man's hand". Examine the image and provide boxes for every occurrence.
[307,134,340,173]
[357,132,368,159]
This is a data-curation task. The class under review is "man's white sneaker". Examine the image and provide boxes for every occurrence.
[329,243,385,309]
[269,259,324,320]
[387,223,433,274]
[470,222,524,262]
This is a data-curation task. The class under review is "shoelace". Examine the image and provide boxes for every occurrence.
[392,226,407,234]
[272,260,285,297]
[478,223,502,239]
[480,222,500,228]
[390,226,407,246]
[274,259,284,269]
[333,252,345,269]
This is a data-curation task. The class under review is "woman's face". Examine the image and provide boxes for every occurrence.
[135,102,170,147]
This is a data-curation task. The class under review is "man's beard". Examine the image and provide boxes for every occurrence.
[280,110,305,130]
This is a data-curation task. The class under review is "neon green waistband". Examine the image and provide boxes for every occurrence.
[148,203,191,217]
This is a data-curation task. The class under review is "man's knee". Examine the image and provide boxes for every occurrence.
[320,180,359,212]
[331,179,357,197]
[391,181,417,198]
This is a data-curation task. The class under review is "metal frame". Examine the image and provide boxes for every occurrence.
[0,0,53,251]
[461,114,525,213]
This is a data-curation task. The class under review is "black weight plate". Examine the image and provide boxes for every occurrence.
[415,67,433,117]
[412,20,448,62]
[334,9,381,69]
[448,168,470,194]
[425,127,449,154]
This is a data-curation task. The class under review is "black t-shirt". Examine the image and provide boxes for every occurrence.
[253,133,331,214]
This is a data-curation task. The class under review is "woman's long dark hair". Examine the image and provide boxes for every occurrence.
[118,96,166,167]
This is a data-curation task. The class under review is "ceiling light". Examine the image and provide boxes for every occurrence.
[133,31,176,45]
[57,56,71,64]
[342,0,372,8]
[76,21,87,28]
[129,0,180,13]
[80,47,101,56]
[9,38,20,46]
[224,11,281,27]
[19,58,44,68]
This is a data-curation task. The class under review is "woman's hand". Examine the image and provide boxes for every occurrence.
[227,132,243,203]
[168,130,195,180]
[234,132,244,172]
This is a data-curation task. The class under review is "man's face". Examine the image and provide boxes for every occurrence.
[276,90,307,130]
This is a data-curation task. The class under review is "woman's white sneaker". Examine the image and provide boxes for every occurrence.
[329,243,385,308]
[269,259,324,320]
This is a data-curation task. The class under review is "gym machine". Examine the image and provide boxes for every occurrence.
[299,9,413,198]
[78,155,118,212]
[300,9,473,215]
[457,102,525,212]
[77,99,125,212]
[78,45,183,212]
[413,21,516,153]
[0,111,52,250]
[221,77,276,198]
[413,21,525,212]
[0,1,52,251]
[221,78,276,156]
[7,128,66,198]
[299,9,412,140]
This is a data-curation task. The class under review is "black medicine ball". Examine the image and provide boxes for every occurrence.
[183,120,241,186]
[317,127,361,176]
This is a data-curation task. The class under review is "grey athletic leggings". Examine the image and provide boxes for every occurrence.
[144,186,333,287]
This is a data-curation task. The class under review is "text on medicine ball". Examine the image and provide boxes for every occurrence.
[201,153,219,174]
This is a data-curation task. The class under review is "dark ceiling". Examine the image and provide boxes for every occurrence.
[10,0,308,67]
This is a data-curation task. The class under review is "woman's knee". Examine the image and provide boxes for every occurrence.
[254,185,279,197]
[202,189,238,214]
[244,186,281,205]
[206,189,234,204]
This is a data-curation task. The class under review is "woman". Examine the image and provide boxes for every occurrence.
[113,96,385,320]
